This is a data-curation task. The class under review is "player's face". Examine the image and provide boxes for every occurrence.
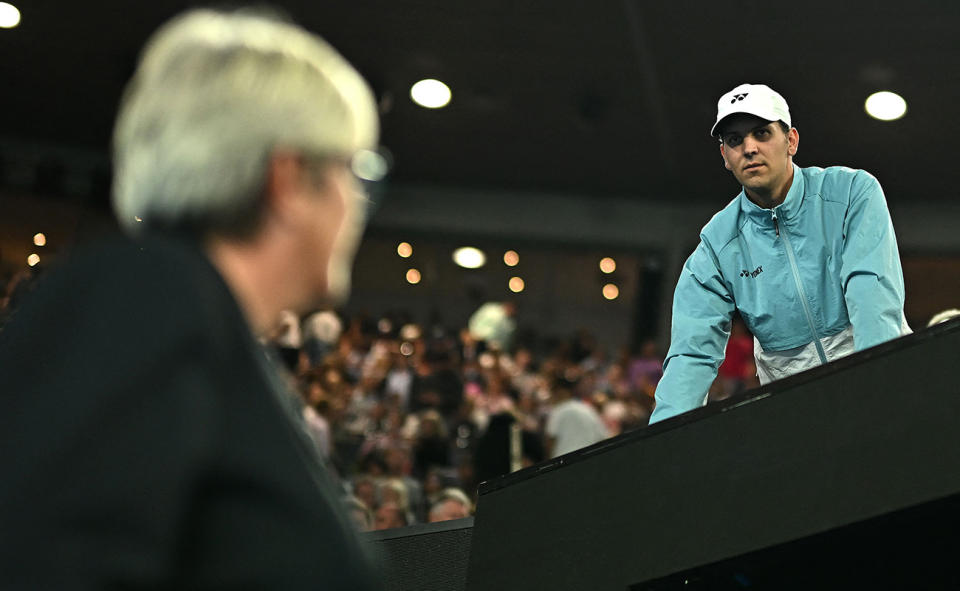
[718,114,799,206]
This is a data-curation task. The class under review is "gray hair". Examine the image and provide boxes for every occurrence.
[927,308,960,327]
[112,8,378,236]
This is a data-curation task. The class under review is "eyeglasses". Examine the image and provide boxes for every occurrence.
[297,146,393,217]
[350,147,392,183]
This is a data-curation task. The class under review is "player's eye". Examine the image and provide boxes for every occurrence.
[723,135,743,147]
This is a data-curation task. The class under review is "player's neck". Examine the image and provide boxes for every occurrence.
[205,235,289,337]
[745,165,794,210]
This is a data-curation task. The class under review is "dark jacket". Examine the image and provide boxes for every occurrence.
[0,233,382,589]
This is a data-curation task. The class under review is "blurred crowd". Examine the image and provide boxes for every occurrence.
[0,268,765,533]
[264,301,760,533]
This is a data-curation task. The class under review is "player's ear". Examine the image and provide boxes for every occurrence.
[720,143,732,171]
[787,128,799,157]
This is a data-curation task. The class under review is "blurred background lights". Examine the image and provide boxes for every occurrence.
[406,268,422,284]
[453,246,486,269]
[410,79,452,109]
[27,253,39,267]
[0,3,21,28]
[508,276,525,293]
[33,232,46,247]
[865,91,907,121]
[397,241,413,258]
[503,250,520,267]
[599,257,616,273]
[399,342,414,356]
[602,283,620,300]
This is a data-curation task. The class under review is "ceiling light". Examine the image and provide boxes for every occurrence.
[27,253,39,267]
[599,257,616,273]
[406,268,422,284]
[503,250,520,267]
[33,232,46,247]
[410,79,452,109]
[602,283,619,300]
[0,3,21,29]
[453,246,486,269]
[397,242,413,258]
[865,91,907,121]
[508,277,525,293]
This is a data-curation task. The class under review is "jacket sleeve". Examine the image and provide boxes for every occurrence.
[650,241,736,424]
[839,171,906,351]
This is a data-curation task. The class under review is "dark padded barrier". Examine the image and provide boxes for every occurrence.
[364,517,473,591]
[466,319,960,590]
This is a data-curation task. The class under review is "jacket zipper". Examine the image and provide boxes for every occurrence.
[773,212,829,365]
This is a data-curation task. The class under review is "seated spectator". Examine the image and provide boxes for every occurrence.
[380,478,415,525]
[545,376,610,458]
[352,475,379,512]
[344,496,373,532]
[374,502,408,531]
[928,308,960,327]
[413,409,451,479]
[428,488,474,523]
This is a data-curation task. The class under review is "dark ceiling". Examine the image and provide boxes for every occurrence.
[1,0,958,207]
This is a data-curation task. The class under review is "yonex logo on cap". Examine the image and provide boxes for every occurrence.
[731,93,749,103]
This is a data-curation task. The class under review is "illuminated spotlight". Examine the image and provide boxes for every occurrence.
[602,283,620,300]
[508,276,525,293]
[27,253,39,267]
[400,341,414,356]
[453,246,486,269]
[410,79,452,109]
[503,250,520,267]
[599,257,616,274]
[865,91,907,121]
[0,3,21,28]
[397,241,413,258]
[33,232,46,247]
[406,268,422,284]
[134,216,143,223]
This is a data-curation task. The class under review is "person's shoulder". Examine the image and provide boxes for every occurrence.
[803,165,880,202]
[4,232,238,348]
[699,194,743,249]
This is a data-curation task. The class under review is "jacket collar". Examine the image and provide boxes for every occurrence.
[738,163,804,221]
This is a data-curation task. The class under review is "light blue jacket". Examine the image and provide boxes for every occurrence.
[650,164,906,423]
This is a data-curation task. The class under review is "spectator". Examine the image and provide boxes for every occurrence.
[428,488,474,523]
[374,502,408,531]
[344,496,374,532]
[413,410,451,479]
[546,376,610,458]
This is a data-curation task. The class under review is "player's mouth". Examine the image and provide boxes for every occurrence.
[743,163,764,172]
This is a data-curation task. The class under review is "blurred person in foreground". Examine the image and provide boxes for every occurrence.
[651,83,909,423]
[0,8,384,589]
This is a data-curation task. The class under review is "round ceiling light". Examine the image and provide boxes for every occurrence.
[0,3,21,28]
[864,91,907,121]
[410,79,452,109]
[453,247,486,269]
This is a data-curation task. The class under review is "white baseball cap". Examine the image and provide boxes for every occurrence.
[710,83,791,137]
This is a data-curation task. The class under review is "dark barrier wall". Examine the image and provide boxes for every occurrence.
[466,320,960,590]
[364,517,473,591]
